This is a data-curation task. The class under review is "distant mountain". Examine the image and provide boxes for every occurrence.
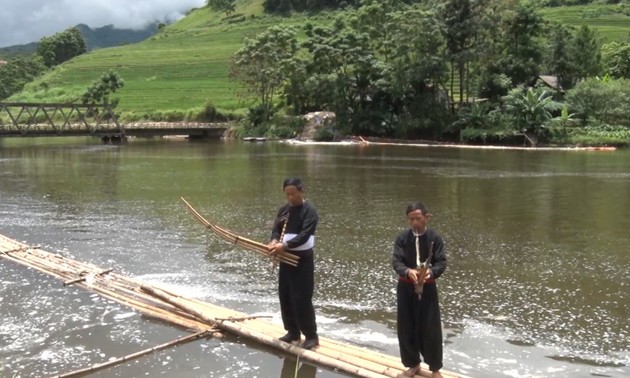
[0,23,160,59]
[75,23,160,50]
[0,42,39,59]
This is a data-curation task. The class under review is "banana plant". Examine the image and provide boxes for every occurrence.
[505,88,561,146]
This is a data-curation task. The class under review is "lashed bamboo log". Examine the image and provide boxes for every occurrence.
[0,240,217,332]
[180,197,299,266]
[215,315,273,322]
[141,286,399,378]
[1,233,468,378]
[124,277,419,376]
[133,268,454,378]
[51,330,213,378]
[63,267,114,286]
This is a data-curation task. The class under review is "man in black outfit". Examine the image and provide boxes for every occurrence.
[392,202,447,378]
[268,178,319,350]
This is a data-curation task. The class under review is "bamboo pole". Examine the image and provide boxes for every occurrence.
[151,285,459,378]
[63,268,114,286]
[1,233,468,378]
[50,330,214,378]
[1,245,216,332]
[215,315,273,322]
[131,283,438,377]
[140,286,394,378]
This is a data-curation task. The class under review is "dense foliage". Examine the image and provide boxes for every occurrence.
[35,27,87,67]
[0,57,46,100]
[5,0,630,146]
[207,0,236,15]
[539,0,624,6]
[263,0,360,13]
[228,0,629,145]
[81,70,125,111]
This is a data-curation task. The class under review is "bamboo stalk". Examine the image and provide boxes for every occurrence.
[2,247,215,332]
[130,285,412,375]
[166,293,450,378]
[140,286,393,378]
[50,330,213,378]
[215,315,273,322]
[0,245,40,254]
[1,233,468,378]
[63,268,114,286]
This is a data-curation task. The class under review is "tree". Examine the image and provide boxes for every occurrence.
[0,57,46,100]
[545,24,577,90]
[301,17,387,135]
[566,77,630,125]
[440,0,487,106]
[572,25,601,80]
[81,70,124,111]
[472,0,518,101]
[36,27,87,67]
[349,0,404,62]
[498,4,544,86]
[229,26,299,121]
[601,41,630,79]
[207,0,236,15]
[385,7,449,137]
[263,0,360,13]
[505,88,560,145]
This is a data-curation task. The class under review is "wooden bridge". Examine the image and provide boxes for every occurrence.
[0,102,228,140]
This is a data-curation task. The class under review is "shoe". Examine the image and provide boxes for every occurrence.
[279,332,300,343]
[301,336,319,350]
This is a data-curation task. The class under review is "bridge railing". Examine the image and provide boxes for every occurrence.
[0,102,123,136]
[125,122,229,129]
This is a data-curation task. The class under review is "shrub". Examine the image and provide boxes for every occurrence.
[198,101,230,122]
[564,123,630,146]
[313,126,335,141]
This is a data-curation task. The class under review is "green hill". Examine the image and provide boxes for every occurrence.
[7,1,630,120]
[0,24,159,60]
[540,4,630,42]
[8,2,306,119]
[76,23,159,50]
[0,42,39,59]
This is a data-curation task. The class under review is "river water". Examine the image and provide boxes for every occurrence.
[0,137,628,378]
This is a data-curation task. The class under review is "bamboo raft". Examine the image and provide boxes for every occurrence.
[0,231,469,378]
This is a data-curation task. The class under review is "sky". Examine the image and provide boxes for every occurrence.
[0,0,207,48]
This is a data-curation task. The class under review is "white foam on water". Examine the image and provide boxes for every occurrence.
[113,312,137,320]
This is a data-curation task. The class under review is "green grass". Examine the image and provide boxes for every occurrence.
[541,4,630,43]
[8,2,630,119]
[9,1,312,118]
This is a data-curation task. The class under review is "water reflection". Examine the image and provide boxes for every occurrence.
[281,357,317,378]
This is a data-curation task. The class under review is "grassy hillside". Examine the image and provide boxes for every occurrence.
[8,1,630,120]
[540,4,630,42]
[8,1,311,119]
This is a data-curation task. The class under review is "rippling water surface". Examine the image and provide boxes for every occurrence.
[1,138,629,377]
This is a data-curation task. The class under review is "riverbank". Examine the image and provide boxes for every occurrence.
[283,136,619,152]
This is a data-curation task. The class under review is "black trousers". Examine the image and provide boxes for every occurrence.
[396,281,443,372]
[278,251,317,338]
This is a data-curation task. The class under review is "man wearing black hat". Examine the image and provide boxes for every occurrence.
[268,177,320,349]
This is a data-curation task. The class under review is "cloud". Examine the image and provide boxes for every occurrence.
[0,0,206,48]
